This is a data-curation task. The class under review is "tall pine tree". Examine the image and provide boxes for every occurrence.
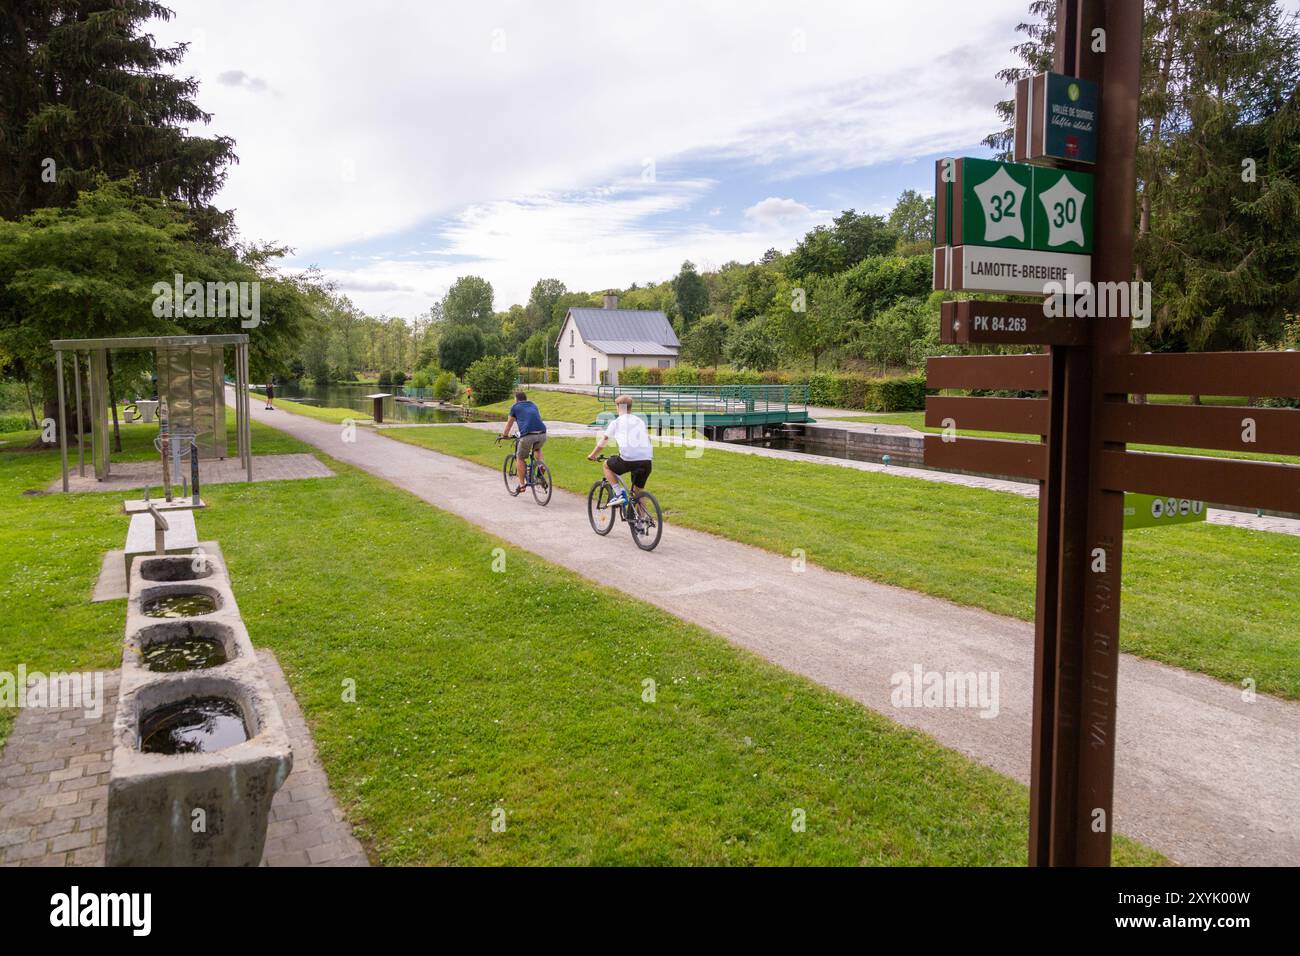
[987,0,1300,351]
[0,1,237,241]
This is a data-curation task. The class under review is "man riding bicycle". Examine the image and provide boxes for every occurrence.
[502,390,546,495]
[587,394,652,506]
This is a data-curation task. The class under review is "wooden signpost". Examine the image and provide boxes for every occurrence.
[926,0,1300,866]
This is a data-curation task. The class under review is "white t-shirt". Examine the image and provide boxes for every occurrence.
[604,413,653,461]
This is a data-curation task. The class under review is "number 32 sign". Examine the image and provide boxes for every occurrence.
[944,157,1094,254]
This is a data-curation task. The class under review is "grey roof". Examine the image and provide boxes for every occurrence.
[585,339,676,356]
[560,308,679,352]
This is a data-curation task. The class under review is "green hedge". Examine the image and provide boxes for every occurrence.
[615,365,926,411]
[516,366,559,384]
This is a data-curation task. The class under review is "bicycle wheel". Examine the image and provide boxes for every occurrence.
[531,462,553,506]
[503,454,520,496]
[628,491,663,551]
[587,481,616,535]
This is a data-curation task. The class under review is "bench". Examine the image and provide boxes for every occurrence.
[123,509,199,585]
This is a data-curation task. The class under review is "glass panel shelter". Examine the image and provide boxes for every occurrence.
[49,334,254,493]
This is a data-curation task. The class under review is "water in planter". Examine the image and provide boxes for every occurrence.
[142,636,228,672]
[140,697,248,754]
[142,593,217,618]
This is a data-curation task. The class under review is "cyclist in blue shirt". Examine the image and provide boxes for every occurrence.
[501,390,547,495]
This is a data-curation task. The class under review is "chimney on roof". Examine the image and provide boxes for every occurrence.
[602,292,619,310]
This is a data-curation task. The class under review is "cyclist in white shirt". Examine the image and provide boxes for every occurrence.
[587,394,653,506]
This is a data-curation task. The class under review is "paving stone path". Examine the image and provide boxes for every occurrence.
[49,453,333,495]
[248,394,1300,867]
[0,651,366,867]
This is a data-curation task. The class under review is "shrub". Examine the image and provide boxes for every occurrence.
[432,371,460,402]
[411,368,432,389]
[714,367,762,385]
[516,366,559,384]
[464,356,517,405]
[392,370,408,387]
[0,414,31,433]
[662,364,700,386]
[377,370,393,388]
[807,373,848,408]
[646,367,664,385]
[867,374,927,411]
[619,366,650,385]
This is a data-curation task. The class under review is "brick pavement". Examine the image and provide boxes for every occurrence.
[0,651,366,867]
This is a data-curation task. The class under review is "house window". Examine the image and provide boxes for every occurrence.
[658,359,671,369]
[570,329,574,347]
[569,358,575,379]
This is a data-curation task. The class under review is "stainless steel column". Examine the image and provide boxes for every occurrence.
[56,350,69,492]
[73,351,85,477]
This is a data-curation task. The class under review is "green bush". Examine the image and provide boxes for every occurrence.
[714,367,762,385]
[377,370,393,388]
[516,366,559,384]
[867,374,927,411]
[0,414,31,433]
[645,367,664,385]
[662,364,700,386]
[432,371,460,402]
[392,370,407,387]
[464,356,517,405]
[807,373,848,408]
[619,366,650,385]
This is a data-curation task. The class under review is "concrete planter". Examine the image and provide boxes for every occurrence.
[106,553,292,867]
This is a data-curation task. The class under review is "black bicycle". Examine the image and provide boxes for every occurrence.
[497,434,552,505]
[587,455,663,551]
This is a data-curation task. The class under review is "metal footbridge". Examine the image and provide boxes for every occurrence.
[593,384,812,428]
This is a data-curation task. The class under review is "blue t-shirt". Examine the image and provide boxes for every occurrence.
[509,400,546,435]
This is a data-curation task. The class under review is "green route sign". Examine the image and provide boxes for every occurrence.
[1122,493,1208,530]
[942,158,1093,254]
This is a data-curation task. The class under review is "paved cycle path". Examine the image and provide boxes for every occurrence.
[246,396,1300,867]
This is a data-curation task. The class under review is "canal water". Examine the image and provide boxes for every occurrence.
[271,383,470,424]
[732,433,918,467]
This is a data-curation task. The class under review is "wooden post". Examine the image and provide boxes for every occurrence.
[1027,0,1142,866]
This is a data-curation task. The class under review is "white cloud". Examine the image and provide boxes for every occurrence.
[744,197,822,228]
[155,0,1032,313]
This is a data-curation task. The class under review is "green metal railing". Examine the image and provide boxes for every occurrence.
[594,384,811,426]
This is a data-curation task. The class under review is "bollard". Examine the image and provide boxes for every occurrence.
[190,440,200,502]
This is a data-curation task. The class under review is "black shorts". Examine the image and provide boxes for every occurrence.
[607,455,652,489]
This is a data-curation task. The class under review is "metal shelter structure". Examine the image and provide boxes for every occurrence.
[50,334,254,493]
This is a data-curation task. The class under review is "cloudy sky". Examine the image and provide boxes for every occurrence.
[154,0,1034,315]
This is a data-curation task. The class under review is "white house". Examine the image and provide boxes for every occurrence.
[555,294,679,386]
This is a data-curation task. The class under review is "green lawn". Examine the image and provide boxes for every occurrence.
[0,416,1163,864]
[475,390,605,424]
[385,425,1300,700]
